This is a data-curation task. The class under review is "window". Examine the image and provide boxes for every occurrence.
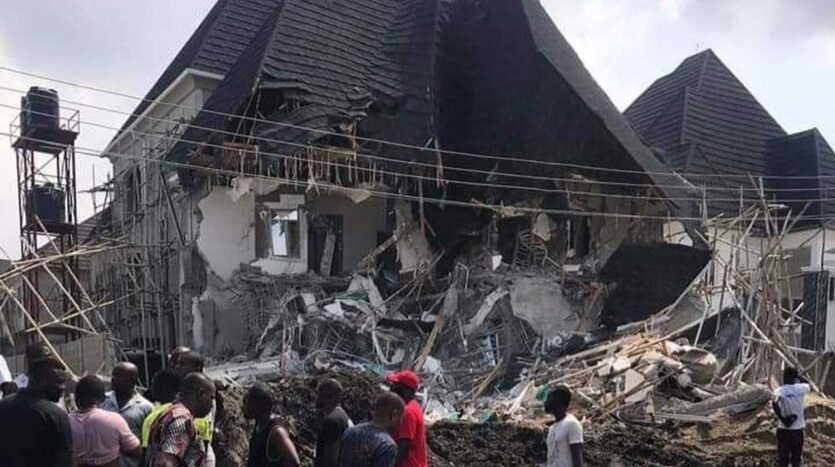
[265,208,301,258]
[828,276,835,302]
[256,194,306,261]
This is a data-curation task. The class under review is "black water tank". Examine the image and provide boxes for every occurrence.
[26,184,65,225]
[20,87,60,135]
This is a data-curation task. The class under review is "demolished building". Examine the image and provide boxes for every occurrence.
[74,0,709,377]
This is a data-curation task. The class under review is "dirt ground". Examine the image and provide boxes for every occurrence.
[215,370,380,467]
[215,373,835,467]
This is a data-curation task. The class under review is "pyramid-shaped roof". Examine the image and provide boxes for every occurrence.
[626,49,835,225]
[625,49,786,175]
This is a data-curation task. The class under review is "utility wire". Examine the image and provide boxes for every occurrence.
[0,85,744,194]
[3,93,833,198]
[5,130,831,223]
[3,65,831,181]
[7,103,825,204]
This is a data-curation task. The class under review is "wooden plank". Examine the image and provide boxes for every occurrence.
[320,230,336,276]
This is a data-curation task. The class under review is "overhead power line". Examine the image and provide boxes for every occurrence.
[0,84,745,194]
[3,94,834,200]
[8,103,828,204]
[6,103,835,206]
[2,65,831,181]
[6,130,829,223]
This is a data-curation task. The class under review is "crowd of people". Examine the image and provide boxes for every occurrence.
[0,339,815,467]
[3,343,798,467]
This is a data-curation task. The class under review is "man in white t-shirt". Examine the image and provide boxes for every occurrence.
[544,385,583,467]
[773,366,810,467]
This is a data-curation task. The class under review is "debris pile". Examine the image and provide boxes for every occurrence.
[202,200,835,466]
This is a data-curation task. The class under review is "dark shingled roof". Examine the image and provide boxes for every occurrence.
[118,0,699,226]
[117,0,281,134]
[169,0,441,164]
[626,49,835,224]
[625,49,786,175]
[767,129,835,227]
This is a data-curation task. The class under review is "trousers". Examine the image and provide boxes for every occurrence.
[777,428,804,467]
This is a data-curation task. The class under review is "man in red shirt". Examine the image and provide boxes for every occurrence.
[385,371,427,467]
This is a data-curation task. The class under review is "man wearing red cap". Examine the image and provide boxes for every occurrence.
[385,371,427,467]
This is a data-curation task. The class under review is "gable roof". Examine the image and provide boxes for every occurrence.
[117,0,281,134]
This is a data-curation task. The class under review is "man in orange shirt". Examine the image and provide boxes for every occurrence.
[385,371,427,467]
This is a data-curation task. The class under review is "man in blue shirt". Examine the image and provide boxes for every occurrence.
[339,392,404,467]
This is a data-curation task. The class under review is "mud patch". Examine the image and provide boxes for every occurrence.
[429,422,546,467]
[215,370,381,467]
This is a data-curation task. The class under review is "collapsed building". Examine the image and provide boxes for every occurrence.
[3,1,835,465]
[2,0,830,421]
[44,0,707,378]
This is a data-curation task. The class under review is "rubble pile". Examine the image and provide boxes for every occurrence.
[214,367,835,467]
[203,201,835,466]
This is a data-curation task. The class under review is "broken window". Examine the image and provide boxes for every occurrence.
[264,208,301,258]
[256,194,306,260]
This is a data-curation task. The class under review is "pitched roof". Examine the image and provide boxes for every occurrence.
[136,0,698,226]
[625,49,786,175]
[117,0,281,134]
[169,0,441,163]
[625,50,794,216]
[626,50,835,225]
[767,129,835,227]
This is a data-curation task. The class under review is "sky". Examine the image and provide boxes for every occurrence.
[0,0,833,257]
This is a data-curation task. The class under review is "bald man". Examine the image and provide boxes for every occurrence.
[146,373,215,467]
[102,362,153,467]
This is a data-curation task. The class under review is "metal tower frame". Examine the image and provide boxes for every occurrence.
[10,106,80,343]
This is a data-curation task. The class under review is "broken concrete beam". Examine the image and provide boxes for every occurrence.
[464,288,509,336]
[673,384,771,416]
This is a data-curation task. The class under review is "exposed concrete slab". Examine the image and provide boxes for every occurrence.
[509,276,579,338]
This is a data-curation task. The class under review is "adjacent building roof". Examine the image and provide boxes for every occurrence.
[626,49,835,224]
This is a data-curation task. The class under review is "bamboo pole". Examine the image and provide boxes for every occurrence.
[0,278,75,377]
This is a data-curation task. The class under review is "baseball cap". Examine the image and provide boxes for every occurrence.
[386,370,420,391]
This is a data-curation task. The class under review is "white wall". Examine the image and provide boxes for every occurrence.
[195,184,388,279]
[665,221,835,350]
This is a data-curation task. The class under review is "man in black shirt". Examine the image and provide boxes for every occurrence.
[0,344,73,467]
[315,378,352,467]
